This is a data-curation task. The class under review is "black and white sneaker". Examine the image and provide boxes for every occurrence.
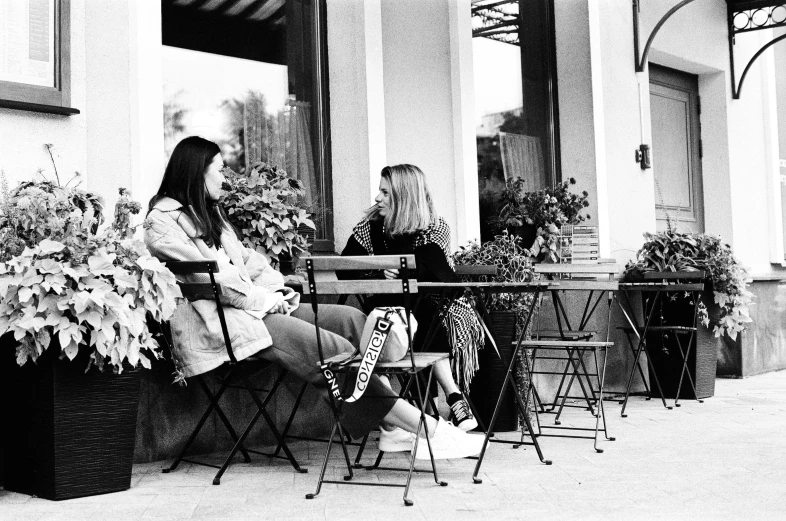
[448,398,478,432]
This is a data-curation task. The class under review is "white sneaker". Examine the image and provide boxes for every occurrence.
[414,418,484,460]
[378,425,416,452]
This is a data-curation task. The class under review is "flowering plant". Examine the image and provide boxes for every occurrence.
[624,230,754,339]
[0,175,180,373]
[220,162,315,266]
[493,177,590,261]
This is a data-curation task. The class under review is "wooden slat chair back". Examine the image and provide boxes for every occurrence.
[158,260,306,485]
[302,255,448,506]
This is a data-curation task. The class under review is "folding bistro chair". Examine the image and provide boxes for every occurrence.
[616,270,706,416]
[158,261,306,484]
[303,255,448,506]
[521,263,618,452]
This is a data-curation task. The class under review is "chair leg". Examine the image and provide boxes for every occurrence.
[305,422,339,500]
[163,375,247,474]
[473,344,552,485]
[273,380,309,458]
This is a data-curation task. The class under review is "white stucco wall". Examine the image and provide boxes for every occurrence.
[380,0,478,249]
[0,0,163,228]
[0,1,87,191]
[327,0,387,250]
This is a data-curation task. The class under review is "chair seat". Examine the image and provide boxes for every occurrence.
[618,326,697,333]
[533,329,596,341]
[518,340,614,348]
[323,352,448,372]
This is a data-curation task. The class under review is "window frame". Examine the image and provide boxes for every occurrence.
[0,0,78,116]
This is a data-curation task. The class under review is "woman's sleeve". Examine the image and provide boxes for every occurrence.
[415,243,457,283]
[144,211,283,312]
[338,235,381,280]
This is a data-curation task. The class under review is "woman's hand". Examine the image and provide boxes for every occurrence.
[268,299,288,314]
[383,268,400,280]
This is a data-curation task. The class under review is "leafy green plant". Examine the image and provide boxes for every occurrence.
[452,232,536,432]
[624,230,754,339]
[220,162,315,265]
[493,177,591,261]
[0,174,180,373]
[453,232,535,315]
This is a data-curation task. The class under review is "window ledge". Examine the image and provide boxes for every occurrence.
[0,99,80,116]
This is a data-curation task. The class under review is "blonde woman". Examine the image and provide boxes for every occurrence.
[342,164,484,439]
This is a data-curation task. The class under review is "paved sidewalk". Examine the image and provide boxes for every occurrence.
[2,371,786,520]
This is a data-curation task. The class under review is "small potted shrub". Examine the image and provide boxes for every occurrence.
[453,232,536,431]
[624,230,754,397]
[220,162,316,272]
[493,177,591,262]
[0,176,180,500]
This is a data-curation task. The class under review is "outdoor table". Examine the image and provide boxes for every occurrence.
[525,263,619,452]
[417,280,556,482]
[615,271,706,416]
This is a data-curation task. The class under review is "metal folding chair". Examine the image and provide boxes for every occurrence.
[303,255,448,506]
[522,263,618,452]
[616,271,706,416]
[158,260,306,484]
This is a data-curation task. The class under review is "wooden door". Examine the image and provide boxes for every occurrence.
[649,64,704,233]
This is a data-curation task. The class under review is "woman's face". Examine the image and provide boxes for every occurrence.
[204,154,226,201]
[374,177,392,217]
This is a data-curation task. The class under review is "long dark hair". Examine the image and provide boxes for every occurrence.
[149,136,225,247]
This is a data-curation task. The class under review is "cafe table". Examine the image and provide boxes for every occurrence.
[416,280,557,482]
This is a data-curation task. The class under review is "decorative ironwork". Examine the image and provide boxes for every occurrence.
[728,1,786,98]
[632,0,699,72]
[472,0,520,46]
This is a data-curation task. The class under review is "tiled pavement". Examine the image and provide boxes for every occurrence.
[2,371,786,520]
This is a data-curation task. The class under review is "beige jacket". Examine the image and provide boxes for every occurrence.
[144,197,299,377]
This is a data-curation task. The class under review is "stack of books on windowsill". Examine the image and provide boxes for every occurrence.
[557,225,599,264]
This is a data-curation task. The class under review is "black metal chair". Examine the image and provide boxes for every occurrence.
[303,254,448,506]
[158,260,307,485]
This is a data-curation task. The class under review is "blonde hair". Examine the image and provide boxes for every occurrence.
[365,164,437,235]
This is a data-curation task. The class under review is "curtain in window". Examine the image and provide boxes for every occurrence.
[286,100,317,206]
[244,96,317,206]
[499,132,546,190]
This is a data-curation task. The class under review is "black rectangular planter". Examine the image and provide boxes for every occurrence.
[643,292,717,400]
[1,342,140,500]
[469,311,519,432]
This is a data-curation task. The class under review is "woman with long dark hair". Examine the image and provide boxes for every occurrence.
[145,136,482,459]
[342,164,484,433]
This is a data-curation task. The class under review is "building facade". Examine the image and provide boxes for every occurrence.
[1,0,785,461]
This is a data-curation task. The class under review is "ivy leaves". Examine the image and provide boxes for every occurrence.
[220,163,315,264]
[0,238,181,373]
[624,230,754,340]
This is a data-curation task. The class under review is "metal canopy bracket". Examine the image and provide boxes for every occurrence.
[727,0,786,99]
[633,0,698,73]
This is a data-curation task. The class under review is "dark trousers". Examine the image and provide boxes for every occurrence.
[259,304,398,439]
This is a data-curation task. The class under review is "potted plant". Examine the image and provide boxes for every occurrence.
[493,177,591,262]
[220,162,316,273]
[0,176,180,500]
[624,230,754,398]
[453,232,536,432]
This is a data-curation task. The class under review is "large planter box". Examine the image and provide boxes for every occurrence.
[1,340,140,500]
[643,291,717,400]
[469,311,519,432]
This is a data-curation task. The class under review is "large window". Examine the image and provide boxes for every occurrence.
[472,0,559,242]
[161,0,332,249]
[0,0,77,115]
